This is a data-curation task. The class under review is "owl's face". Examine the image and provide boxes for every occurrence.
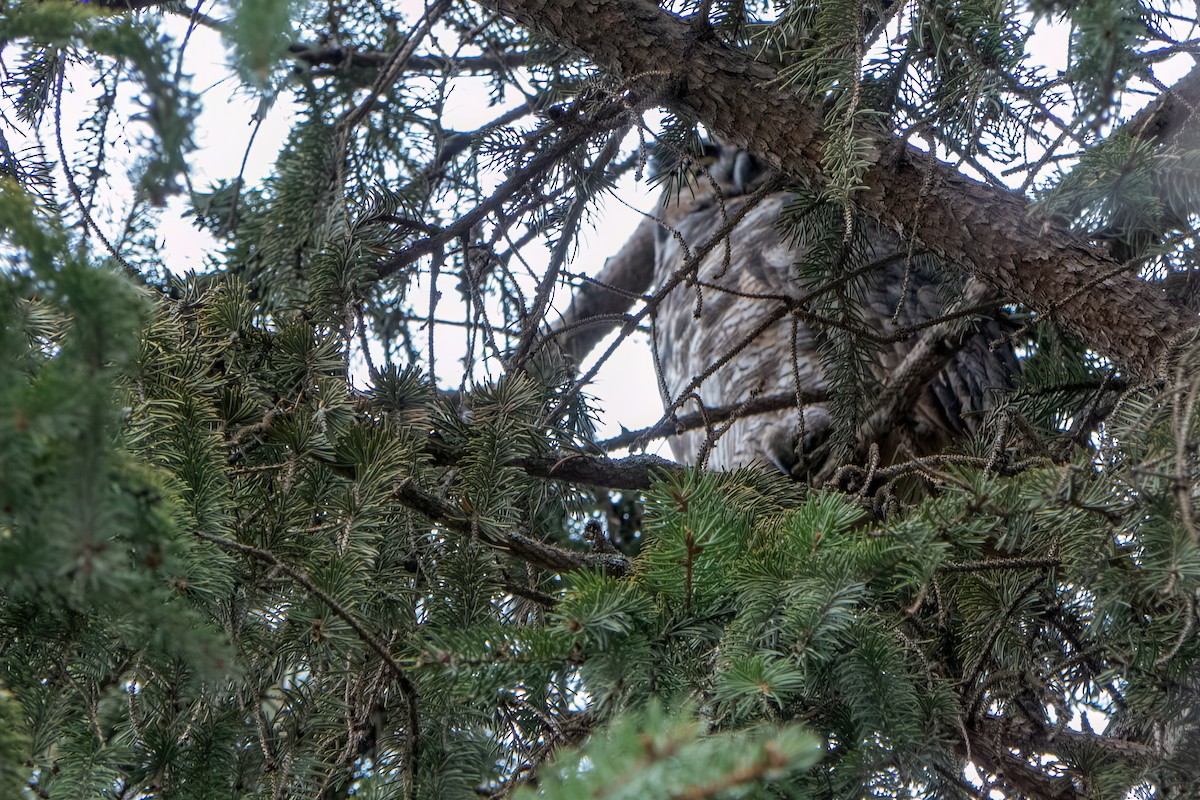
[698,143,766,196]
[651,141,769,205]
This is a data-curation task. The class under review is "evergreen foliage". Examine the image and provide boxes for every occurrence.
[2,0,1200,798]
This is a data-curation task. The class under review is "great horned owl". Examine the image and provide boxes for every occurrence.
[651,142,1017,477]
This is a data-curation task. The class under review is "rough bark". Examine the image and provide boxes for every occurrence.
[481,0,1198,380]
[1120,62,1200,150]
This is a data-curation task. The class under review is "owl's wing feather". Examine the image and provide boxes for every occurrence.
[652,154,1016,476]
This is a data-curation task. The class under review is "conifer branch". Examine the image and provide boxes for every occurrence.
[482,0,1196,378]
[53,66,136,280]
[597,391,827,451]
[941,557,1062,573]
[374,103,632,279]
[963,725,1088,800]
[289,43,557,74]
[9,2,1200,796]
[965,715,1156,800]
[339,0,452,134]
[192,531,423,793]
[393,479,633,575]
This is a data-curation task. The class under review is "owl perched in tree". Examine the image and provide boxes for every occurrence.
[651,142,1017,478]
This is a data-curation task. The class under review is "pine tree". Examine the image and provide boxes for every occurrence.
[2,1,1200,798]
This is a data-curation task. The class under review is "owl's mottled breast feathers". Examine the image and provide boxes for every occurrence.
[651,142,1016,477]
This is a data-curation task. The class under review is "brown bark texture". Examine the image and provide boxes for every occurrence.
[483,0,1198,380]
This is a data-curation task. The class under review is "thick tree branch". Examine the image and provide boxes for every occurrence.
[422,432,684,490]
[481,0,1198,379]
[512,451,681,489]
[554,215,658,364]
[1121,62,1200,150]
[962,715,1155,800]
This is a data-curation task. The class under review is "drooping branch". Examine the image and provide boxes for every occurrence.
[313,441,649,574]
[194,530,424,791]
[480,0,1198,380]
